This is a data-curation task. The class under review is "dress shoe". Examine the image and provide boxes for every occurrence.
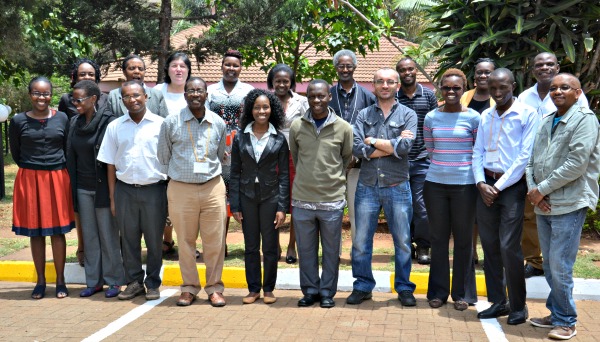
[346,290,372,305]
[428,298,444,308]
[320,296,335,308]
[176,292,196,306]
[242,292,260,304]
[297,294,320,307]
[477,301,510,319]
[524,264,544,278]
[398,290,416,307]
[263,292,277,304]
[209,292,226,307]
[416,246,431,265]
[507,305,528,325]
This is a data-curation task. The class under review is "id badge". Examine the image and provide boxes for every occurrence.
[485,150,500,163]
[193,161,210,174]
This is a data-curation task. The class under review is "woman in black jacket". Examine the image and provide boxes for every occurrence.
[230,89,289,304]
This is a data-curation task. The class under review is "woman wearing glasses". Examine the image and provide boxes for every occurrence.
[66,80,125,298]
[422,69,480,311]
[9,76,75,299]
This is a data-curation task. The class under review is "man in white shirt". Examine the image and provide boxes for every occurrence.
[98,80,167,301]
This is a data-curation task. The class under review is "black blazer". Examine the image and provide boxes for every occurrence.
[229,128,290,213]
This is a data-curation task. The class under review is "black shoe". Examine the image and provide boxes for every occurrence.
[411,243,416,259]
[298,294,320,307]
[524,264,544,278]
[398,290,416,307]
[416,246,431,265]
[320,296,335,308]
[346,290,373,305]
[507,305,528,325]
[477,301,510,319]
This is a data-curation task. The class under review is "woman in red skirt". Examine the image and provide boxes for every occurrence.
[9,76,75,299]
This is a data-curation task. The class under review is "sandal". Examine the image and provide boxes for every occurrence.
[162,240,175,257]
[56,284,69,299]
[76,250,84,267]
[31,284,46,299]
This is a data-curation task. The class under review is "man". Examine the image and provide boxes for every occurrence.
[157,77,228,307]
[328,49,376,237]
[517,52,590,278]
[289,79,354,309]
[472,68,538,325]
[347,68,418,306]
[395,57,438,264]
[526,73,599,340]
[97,81,168,301]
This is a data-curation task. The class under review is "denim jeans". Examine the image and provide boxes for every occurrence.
[537,208,587,327]
[352,180,415,293]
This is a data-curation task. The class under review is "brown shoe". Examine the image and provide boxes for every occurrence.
[453,300,468,311]
[428,298,444,308]
[548,326,576,340]
[242,292,260,304]
[209,292,226,307]
[176,292,196,306]
[263,292,277,304]
[530,315,553,328]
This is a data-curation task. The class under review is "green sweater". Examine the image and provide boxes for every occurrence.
[289,108,353,203]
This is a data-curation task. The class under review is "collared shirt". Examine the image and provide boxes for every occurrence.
[329,82,376,125]
[245,122,277,162]
[97,110,167,185]
[157,107,226,184]
[205,79,254,132]
[281,91,309,143]
[472,100,538,191]
[396,83,439,161]
[352,100,418,187]
[517,83,589,116]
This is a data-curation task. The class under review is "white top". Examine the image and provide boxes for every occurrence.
[517,83,589,116]
[472,100,539,191]
[281,91,309,143]
[245,122,277,162]
[97,110,167,185]
[153,83,187,116]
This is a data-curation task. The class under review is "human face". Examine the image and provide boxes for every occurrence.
[252,95,271,126]
[396,60,417,87]
[488,73,516,110]
[123,58,146,82]
[76,63,96,83]
[29,81,52,112]
[373,69,400,101]
[549,74,582,114]
[306,83,332,118]
[533,53,559,84]
[71,88,97,115]
[335,55,356,83]
[440,75,464,105]
[273,71,292,98]
[474,62,494,90]
[121,83,147,116]
[221,56,242,83]
[168,58,189,86]
[184,79,207,110]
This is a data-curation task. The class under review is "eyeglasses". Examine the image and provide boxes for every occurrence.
[122,93,143,101]
[441,86,463,92]
[336,64,355,71]
[186,89,206,95]
[70,96,92,104]
[30,92,52,98]
[374,79,398,86]
[549,85,579,93]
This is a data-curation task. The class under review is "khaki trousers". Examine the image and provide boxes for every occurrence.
[522,200,543,269]
[167,178,227,295]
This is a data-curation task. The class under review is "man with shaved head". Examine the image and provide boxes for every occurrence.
[526,73,599,340]
[472,68,538,325]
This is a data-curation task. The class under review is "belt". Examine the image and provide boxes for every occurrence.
[120,180,166,187]
[484,169,504,180]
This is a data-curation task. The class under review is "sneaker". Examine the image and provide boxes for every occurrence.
[118,282,145,300]
[346,290,373,305]
[105,285,121,298]
[530,315,554,328]
[524,264,544,278]
[146,288,160,300]
[548,326,577,340]
[398,290,416,307]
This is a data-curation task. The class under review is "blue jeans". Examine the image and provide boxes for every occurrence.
[537,208,587,327]
[352,180,415,293]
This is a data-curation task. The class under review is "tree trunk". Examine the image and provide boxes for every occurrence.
[157,0,172,84]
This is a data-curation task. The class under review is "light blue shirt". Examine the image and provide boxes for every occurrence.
[517,83,589,116]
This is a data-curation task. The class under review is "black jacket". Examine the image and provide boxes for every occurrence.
[229,128,290,213]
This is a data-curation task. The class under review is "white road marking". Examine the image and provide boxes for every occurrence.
[475,301,509,342]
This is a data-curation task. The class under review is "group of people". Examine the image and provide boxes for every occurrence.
[8,47,598,341]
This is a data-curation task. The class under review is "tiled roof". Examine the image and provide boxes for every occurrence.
[101,24,438,86]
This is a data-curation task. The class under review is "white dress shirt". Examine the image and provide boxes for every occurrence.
[517,83,589,116]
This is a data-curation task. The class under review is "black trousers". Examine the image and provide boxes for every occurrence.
[240,184,279,293]
[477,176,527,311]
[423,181,477,303]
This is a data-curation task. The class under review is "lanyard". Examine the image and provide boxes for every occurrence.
[487,110,506,151]
[187,120,211,162]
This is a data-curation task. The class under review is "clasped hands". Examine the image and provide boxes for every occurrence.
[527,187,551,213]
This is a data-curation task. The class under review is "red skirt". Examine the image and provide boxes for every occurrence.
[12,168,75,237]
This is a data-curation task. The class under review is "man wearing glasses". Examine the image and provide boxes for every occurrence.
[517,53,589,279]
[347,68,417,306]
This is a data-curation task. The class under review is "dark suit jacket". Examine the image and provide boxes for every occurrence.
[229,128,290,213]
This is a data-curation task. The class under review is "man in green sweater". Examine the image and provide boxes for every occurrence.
[289,79,354,309]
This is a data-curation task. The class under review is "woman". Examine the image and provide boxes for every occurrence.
[66,80,125,298]
[266,63,308,264]
[422,69,480,311]
[230,89,289,304]
[206,49,254,254]
[9,76,75,299]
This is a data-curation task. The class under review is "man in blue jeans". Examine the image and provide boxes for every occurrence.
[347,68,418,306]
[526,74,599,340]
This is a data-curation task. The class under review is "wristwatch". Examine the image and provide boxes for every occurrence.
[370,138,378,147]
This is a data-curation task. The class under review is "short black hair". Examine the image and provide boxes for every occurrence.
[240,89,285,131]
[490,68,515,83]
[395,57,415,71]
[222,49,243,65]
[267,64,296,91]
[122,54,145,71]
[307,79,330,96]
[164,52,192,84]
[28,76,52,93]
[70,58,101,87]
[121,80,146,94]
[184,77,207,91]
[73,80,101,104]
[475,58,496,67]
